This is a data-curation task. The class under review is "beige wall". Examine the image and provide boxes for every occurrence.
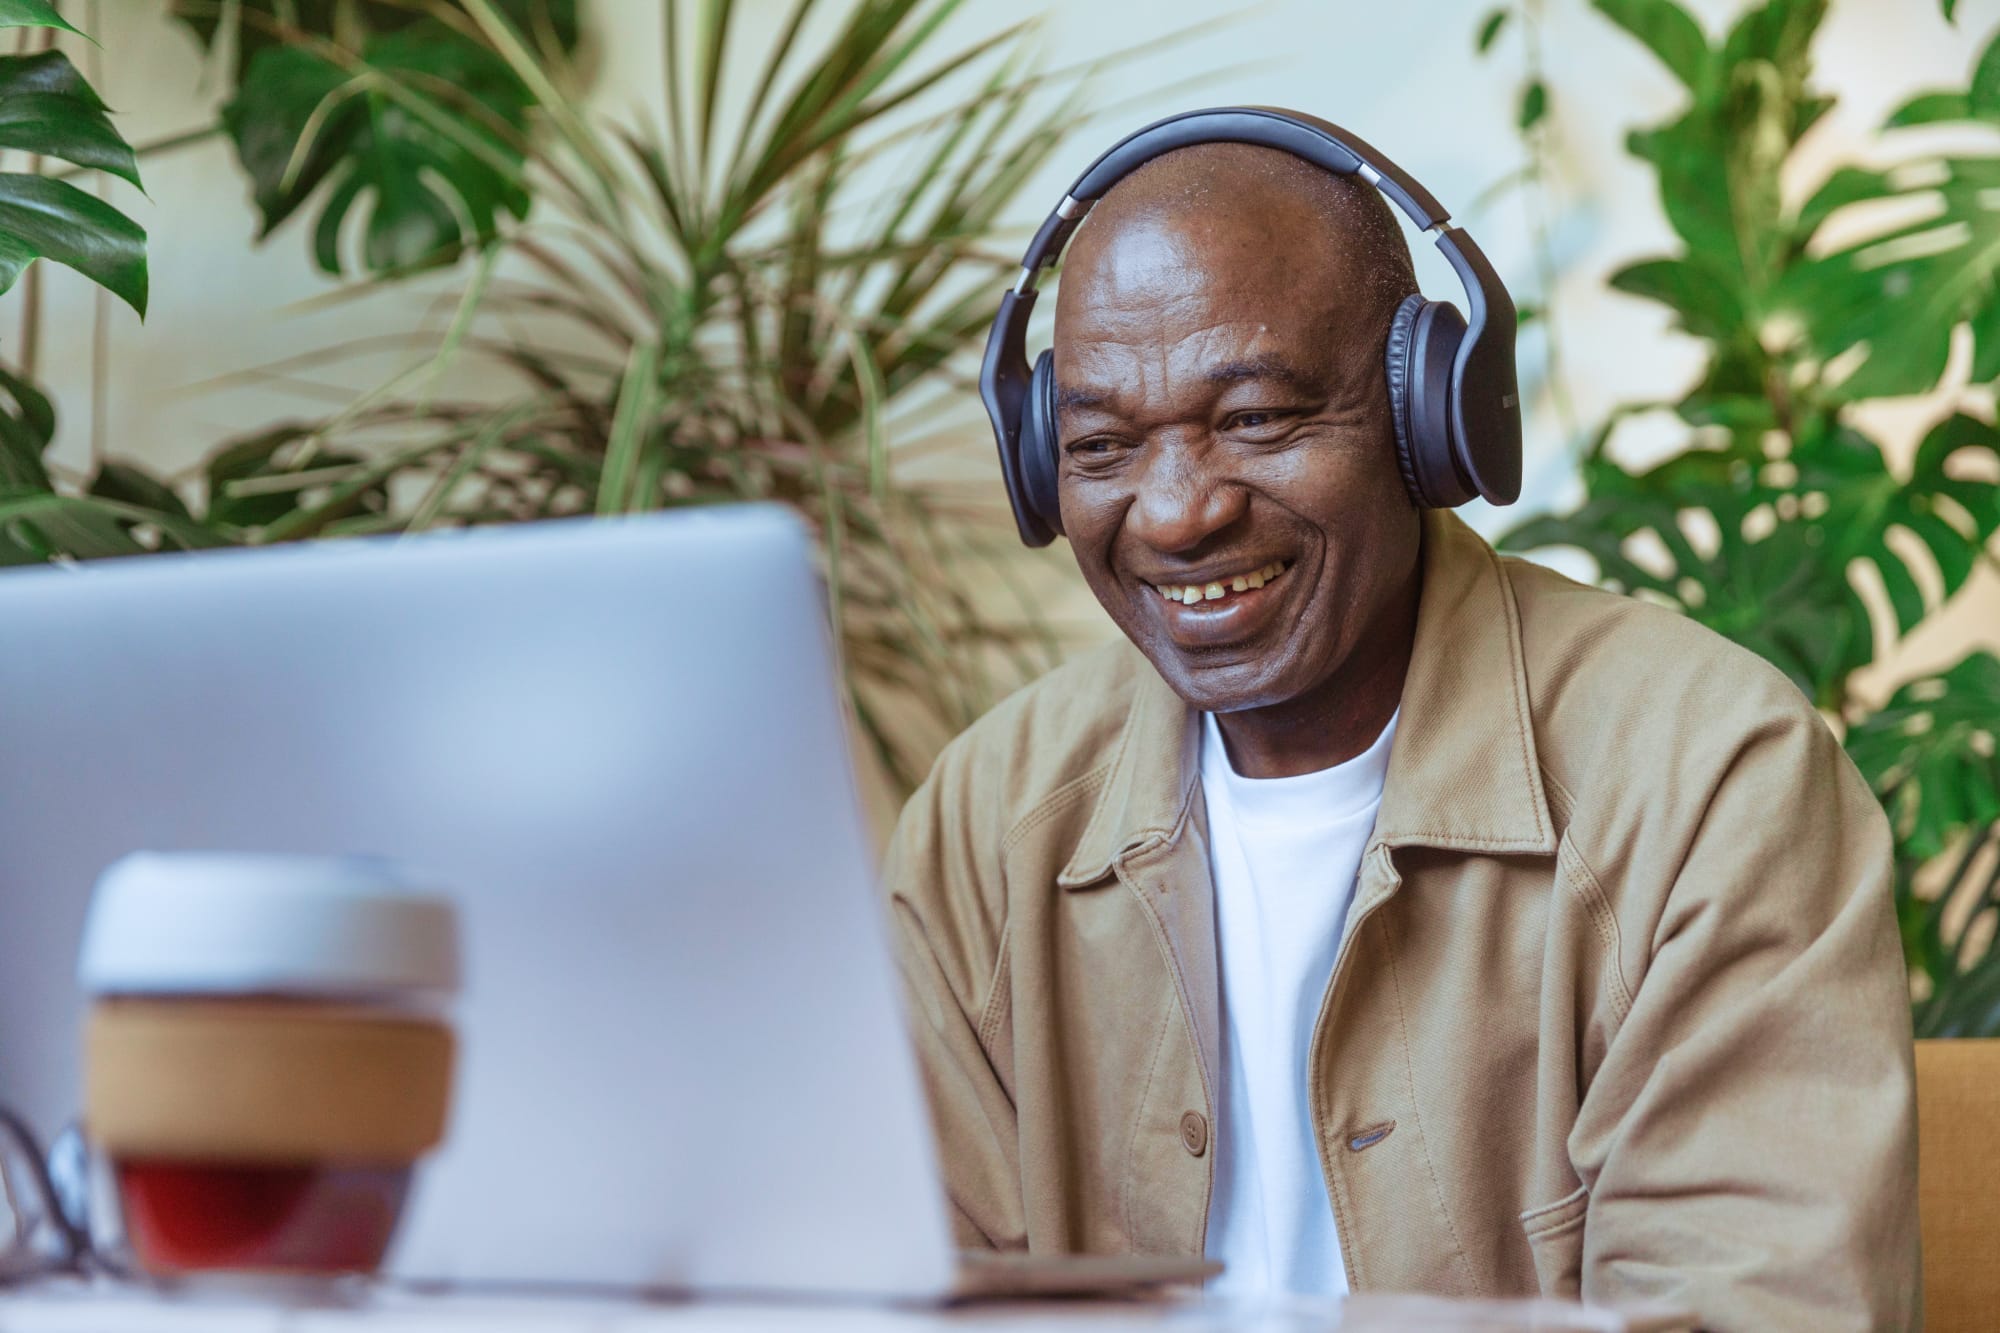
[13,0,1997,719]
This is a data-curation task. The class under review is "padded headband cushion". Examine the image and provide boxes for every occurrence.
[1022,351,1063,537]
[1382,293,1426,509]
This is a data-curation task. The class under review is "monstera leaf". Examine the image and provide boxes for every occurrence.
[1783,156,2000,399]
[1510,0,2000,697]
[1769,24,2000,398]
[225,30,534,274]
[86,460,191,521]
[0,365,154,562]
[181,1,576,276]
[0,49,140,187]
[1500,0,2000,1033]
[1503,411,2000,707]
[1849,652,2000,866]
[1612,0,1828,299]
[0,361,57,566]
[0,36,145,313]
[1591,0,1710,94]
[1847,652,2000,1038]
[1798,414,2000,635]
[1503,443,1869,702]
[1609,254,1749,344]
[0,362,54,495]
[0,388,342,563]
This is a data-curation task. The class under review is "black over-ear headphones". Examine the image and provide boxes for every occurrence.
[979,106,1523,548]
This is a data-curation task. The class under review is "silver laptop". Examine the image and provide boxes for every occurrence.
[0,505,1211,1301]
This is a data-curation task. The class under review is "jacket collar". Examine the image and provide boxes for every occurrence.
[1058,509,1555,889]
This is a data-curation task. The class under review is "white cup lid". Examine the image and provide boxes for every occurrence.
[78,852,459,998]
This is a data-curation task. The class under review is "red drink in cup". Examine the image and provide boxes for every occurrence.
[76,853,458,1276]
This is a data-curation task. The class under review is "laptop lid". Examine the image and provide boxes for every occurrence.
[0,505,959,1298]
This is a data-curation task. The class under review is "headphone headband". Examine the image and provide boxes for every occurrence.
[982,106,1522,547]
[1014,107,1449,291]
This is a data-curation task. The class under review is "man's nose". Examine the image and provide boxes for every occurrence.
[1126,441,1248,554]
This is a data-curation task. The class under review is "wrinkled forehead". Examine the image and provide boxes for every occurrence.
[1051,209,1367,398]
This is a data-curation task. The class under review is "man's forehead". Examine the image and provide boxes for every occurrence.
[1058,205,1331,317]
[1053,220,1338,380]
[1051,237,1348,415]
[1054,344,1324,415]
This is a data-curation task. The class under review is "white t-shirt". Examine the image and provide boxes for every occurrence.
[1198,707,1398,1297]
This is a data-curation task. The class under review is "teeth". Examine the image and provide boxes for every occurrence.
[1154,560,1289,605]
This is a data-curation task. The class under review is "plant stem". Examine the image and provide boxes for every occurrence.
[15,26,54,379]
[1518,0,1578,443]
[19,255,40,382]
[87,0,108,471]
[50,126,226,183]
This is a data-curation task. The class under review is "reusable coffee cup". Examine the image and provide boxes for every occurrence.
[76,852,459,1276]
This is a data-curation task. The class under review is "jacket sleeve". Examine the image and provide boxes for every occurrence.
[1574,690,1922,1331]
[880,739,1026,1250]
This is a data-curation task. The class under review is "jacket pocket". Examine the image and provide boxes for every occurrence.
[1518,1184,1589,1300]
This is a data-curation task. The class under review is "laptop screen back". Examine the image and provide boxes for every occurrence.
[0,507,956,1297]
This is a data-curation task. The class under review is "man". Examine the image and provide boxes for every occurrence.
[883,133,1920,1329]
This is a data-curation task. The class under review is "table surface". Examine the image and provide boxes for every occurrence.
[0,1282,1692,1332]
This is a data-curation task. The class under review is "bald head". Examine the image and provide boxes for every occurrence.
[1054,142,1418,357]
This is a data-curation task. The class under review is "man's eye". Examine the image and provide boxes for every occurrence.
[1226,410,1286,432]
[1064,437,1120,457]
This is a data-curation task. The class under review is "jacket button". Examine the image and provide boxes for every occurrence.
[1179,1111,1208,1156]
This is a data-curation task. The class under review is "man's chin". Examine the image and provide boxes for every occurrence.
[1139,643,1300,716]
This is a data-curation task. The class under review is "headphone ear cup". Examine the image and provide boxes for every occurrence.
[1406,300,1473,508]
[1383,293,1428,508]
[1021,350,1064,538]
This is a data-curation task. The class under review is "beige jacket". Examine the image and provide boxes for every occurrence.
[884,510,1921,1330]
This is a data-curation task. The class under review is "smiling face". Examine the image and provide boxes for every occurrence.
[1052,146,1424,730]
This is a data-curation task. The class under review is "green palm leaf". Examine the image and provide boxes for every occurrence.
[299,0,1101,790]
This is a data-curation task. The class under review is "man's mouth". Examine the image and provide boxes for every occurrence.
[1150,559,1292,606]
